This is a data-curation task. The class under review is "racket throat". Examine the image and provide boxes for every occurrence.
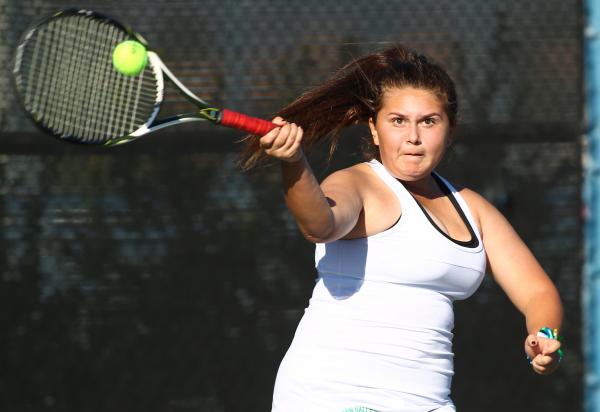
[199,108,220,123]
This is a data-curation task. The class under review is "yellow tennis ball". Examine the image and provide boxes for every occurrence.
[112,40,148,76]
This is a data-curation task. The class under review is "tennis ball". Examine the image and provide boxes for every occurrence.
[112,40,148,76]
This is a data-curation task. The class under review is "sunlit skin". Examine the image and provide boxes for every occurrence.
[368,87,451,194]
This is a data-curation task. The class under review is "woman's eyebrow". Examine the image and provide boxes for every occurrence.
[385,112,442,118]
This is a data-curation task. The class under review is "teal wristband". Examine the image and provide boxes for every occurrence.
[537,327,564,362]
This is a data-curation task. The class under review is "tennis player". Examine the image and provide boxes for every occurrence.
[241,45,563,412]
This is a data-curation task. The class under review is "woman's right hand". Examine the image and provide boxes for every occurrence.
[259,117,304,163]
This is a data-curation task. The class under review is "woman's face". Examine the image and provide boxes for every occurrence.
[368,86,451,182]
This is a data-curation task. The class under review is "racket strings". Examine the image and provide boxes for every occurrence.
[16,14,160,144]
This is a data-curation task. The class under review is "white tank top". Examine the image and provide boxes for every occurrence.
[272,160,487,412]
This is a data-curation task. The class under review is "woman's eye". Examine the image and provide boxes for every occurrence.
[392,118,405,125]
[422,118,437,126]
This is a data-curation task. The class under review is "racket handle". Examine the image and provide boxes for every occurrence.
[220,109,277,135]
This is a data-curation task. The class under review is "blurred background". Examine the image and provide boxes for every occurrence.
[0,0,583,411]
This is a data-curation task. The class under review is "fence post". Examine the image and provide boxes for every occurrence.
[585,1,600,411]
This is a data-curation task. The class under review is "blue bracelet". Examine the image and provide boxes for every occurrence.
[536,327,564,362]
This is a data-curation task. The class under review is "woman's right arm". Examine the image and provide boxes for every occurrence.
[260,119,363,243]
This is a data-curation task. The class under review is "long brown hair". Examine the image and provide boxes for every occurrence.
[239,45,458,170]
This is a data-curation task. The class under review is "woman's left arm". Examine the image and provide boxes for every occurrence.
[464,189,564,375]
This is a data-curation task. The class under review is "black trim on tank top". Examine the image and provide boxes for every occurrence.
[406,174,480,248]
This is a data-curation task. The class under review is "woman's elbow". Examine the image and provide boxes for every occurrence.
[299,226,335,244]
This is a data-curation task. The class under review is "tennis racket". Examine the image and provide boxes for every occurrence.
[12,8,276,146]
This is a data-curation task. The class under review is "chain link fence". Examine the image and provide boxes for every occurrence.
[0,0,583,411]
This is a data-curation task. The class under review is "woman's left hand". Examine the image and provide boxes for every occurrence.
[524,334,562,375]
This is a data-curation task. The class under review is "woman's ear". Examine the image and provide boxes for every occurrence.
[368,117,379,146]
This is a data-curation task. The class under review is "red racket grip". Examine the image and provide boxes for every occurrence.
[220,109,277,135]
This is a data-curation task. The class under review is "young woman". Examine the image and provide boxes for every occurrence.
[241,45,563,412]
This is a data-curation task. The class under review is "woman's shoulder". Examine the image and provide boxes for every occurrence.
[322,162,396,211]
[322,161,376,183]
[454,185,495,211]
[437,175,489,207]
[320,162,384,198]
[447,182,502,233]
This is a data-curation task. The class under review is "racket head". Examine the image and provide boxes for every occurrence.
[12,8,163,145]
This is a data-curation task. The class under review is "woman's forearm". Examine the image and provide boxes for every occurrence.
[281,154,335,242]
[524,288,564,334]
